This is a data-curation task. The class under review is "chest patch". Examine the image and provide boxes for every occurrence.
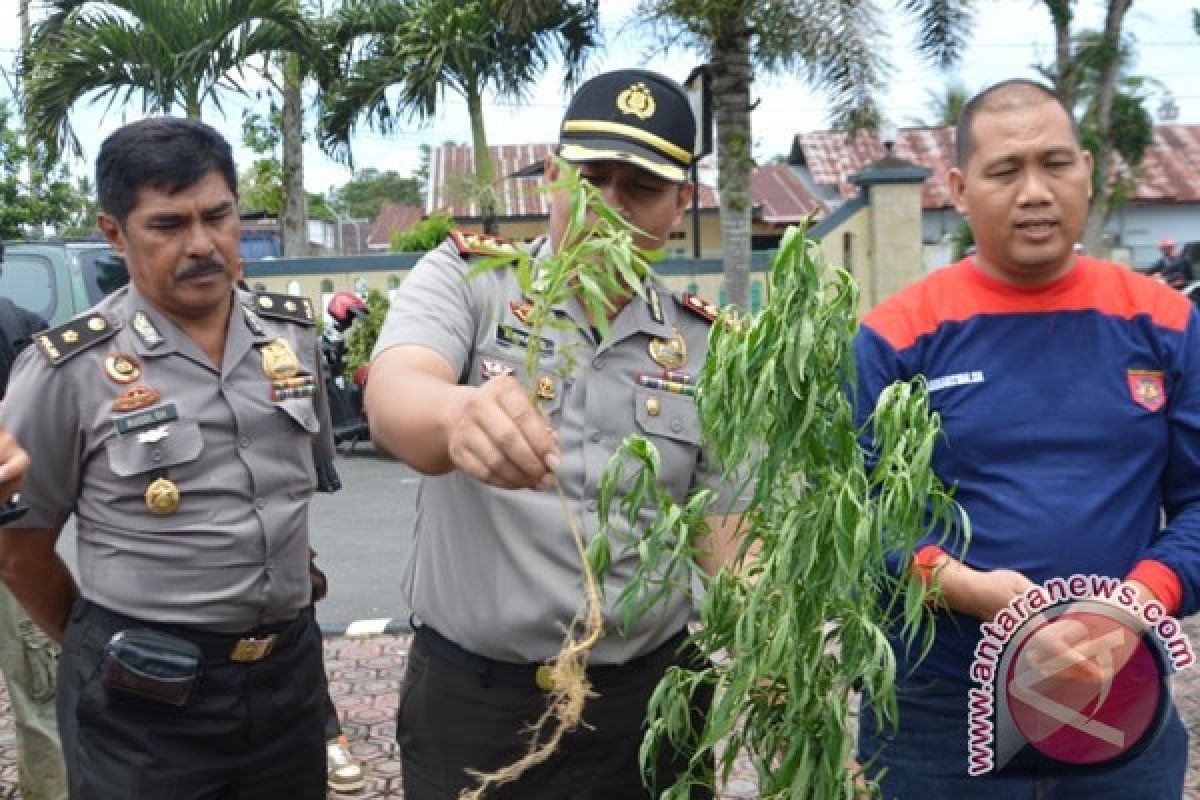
[1127,369,1166,412]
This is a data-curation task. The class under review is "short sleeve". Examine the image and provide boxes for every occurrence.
[371,239,480,380]
[0,346,83,529]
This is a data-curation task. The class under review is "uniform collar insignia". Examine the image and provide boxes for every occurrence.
[241,305,266,337]
[132,311,164,349]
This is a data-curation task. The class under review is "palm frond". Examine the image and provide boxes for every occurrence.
[897,0,973,68]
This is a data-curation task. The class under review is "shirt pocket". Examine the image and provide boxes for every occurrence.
[276,397,320,433]
[106,421,204,477]
[633,390,701,499]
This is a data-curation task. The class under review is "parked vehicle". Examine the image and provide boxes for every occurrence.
[321,291,371,448]
[1,240,120,327]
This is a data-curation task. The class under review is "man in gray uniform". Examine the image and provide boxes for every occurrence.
[367,69,745,798]
[0,118,333,799]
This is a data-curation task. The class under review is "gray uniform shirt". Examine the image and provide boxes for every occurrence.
[0,284,334,632]
[373,237,744,664]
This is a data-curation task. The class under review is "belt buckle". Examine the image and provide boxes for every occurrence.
[230,633,277,663]
[535,664,557,692]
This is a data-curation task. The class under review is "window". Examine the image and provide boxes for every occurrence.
[0,254,56,321]
[750,280,763,313]
[718,285,727,307]
[387,274,401,289]
[320,278,334,292]
[842,232,855,275]
[686,281,699,295]
[668,231,687,240]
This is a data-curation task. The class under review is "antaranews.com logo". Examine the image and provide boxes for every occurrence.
[967,574,1194,776]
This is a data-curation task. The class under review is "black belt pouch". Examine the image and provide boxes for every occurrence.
[100,629,203,707]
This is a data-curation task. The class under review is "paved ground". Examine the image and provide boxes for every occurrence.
[0,619,1197,798]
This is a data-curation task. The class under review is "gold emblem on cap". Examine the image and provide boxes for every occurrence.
[648,329,686,370]
[104,353,141,384]
[260,338,300,380]
[61,330,79,344]
[88,317,108,332]
[645,396,661,417]
[536,376,556,402]
[145,478,180,516]
[617,82,656,120]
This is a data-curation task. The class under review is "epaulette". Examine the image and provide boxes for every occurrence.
[450,229,519,256]
[678,292,719,324]
[35,313,118,365]
[252,292,316,326]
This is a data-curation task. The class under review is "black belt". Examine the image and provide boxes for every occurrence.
[413,623,691,691]
[77,599,308,664]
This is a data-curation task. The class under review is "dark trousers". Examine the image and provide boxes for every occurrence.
[397,627,714,800]
[58,599,327,800]
[858,673,1188,799]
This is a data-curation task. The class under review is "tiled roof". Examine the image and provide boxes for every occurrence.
[427,143,721,219]
[792,127,956,209]
[367,203,423,248]
[751,164,827,223]
[792,124,1200,209]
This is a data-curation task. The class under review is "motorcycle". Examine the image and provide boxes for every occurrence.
[322,291,371,450]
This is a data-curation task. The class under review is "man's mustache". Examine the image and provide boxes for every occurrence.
[176,258,227,281]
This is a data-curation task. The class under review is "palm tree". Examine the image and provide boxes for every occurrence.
[320,0,599,234]
[1036,0,1140,254]
[25,0,316,165]
[637,0,974,308]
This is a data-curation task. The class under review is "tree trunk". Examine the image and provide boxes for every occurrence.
[712,19,753,309]
[1082,0,1132,255]
[1044,0,1076,110]
[466,88,497,235]
[280,53,308,257]
[19,0,44,238]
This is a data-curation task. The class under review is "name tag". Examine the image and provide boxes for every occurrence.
[495,324,554,357]
[115,402,179,435]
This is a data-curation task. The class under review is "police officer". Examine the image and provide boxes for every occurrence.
[367,69,746,798]
[0,118,333,799]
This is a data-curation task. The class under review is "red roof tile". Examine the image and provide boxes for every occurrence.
[793,124,1200,209]
[367,203,423,248]
[751,164,827,223]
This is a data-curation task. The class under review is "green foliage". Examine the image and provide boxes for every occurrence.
[240,112,285,215]
[343,289,389,382]
[333,169,421,220]
[464,159,661,385]
[0,100,90,238]
[26,0,317,162]
[951,220,974,261]
[590,227,963,799]
[389,212,454,253]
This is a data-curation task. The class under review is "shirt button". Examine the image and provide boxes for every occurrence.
[592,358,604,370]
[255,499,266,510]
[589,431,602,443]
[671,420,683,434]
[150,449,162,462]
[586,500,597,512]
[239,436,251,449]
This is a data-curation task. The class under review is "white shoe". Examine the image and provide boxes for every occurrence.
[327,735,366,793]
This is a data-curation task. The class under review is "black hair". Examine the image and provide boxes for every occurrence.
[96,117,238,224]
[955,79,1079,167]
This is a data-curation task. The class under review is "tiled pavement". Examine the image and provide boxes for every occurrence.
[1,618,1199,798]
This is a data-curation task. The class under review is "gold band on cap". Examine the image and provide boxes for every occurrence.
[562,120,692,165]
[558,144,687,183]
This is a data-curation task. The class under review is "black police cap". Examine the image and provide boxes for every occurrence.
[558,69,696,183]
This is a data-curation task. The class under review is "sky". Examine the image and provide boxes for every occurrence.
[0,0,1198,207]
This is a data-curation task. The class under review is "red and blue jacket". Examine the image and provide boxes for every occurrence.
[855,256,1200,681]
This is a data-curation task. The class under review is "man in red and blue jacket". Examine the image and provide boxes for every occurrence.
[854,79,1197,798]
